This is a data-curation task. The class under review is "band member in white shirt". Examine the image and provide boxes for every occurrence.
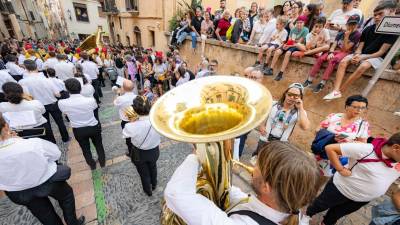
[54,54,75,81]
[5,54,25,81]
[0,82,56,143]
[43,51,58,70]
[114,79,137,156]
[0,115,85,225]
[58,78,106,170]
[19,60,70,142]
[123,96,160,196]
[164,141,321,225]
[81,52,101,104]
[93,51,105,87]
[0,69,16,102]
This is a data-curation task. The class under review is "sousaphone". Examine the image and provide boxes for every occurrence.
[149,75,273,224]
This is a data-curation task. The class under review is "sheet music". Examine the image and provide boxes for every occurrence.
[3,111,37,129]
[116,76,126,86]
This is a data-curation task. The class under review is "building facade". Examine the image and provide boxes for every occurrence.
[60,0,110,41]
[102,0,176,50]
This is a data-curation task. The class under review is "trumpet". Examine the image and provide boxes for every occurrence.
[150,75,273,225]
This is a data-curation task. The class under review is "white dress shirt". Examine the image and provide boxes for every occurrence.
[81,60,99,80]
[58,94,98,128]
[114,92,137,121]
[95,56,103,68]
[18,54,25,65]
[164,154,290,225]
[0,99,47,129]
[0,69,16,92]
[19,74,58,105]
[81,84,95,97]
[5,62,25,76]
[43,57,58,69]
[54,61,75,80]
[0,137,60,191]
[27,56,44,71]
[48,77,65,92]
[122,116,160,150]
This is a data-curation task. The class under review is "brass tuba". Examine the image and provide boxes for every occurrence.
[78,27,104,54]
[149,76,273,224]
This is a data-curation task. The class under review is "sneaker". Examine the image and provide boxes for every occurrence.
[253,61,260,67]
[313,83,325,93]
[299,213,311,225]
[303,79,312,88]
[263,67,273,76]
[274,72,283,81]
[394,111,400,117]
[323,90,342,100]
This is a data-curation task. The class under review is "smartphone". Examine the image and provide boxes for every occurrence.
[337,133,349,139]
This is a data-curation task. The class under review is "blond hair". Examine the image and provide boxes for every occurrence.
[257,141,322,225]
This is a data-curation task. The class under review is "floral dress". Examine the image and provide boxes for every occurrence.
[320,113,370,142]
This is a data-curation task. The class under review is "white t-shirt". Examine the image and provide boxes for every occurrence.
[251,21,268,44]
[269,29,288,46]
[305,28,330,48]
[328,8,362,41]
[334,143,400,202]
[258,18,277,45]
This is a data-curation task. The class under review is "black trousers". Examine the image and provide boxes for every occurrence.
[91,79,102,103]
[306,179,369,225]
[6,180,79,225]
[133,147,159,194]
[98,67,105,86]
[121,120,133,153]
[72,123,106,168]
[44,102,70,142]
[19,122,56,144]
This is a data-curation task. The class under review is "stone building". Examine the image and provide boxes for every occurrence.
[59,0,110,41]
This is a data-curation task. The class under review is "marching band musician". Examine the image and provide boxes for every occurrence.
[5,54,25,81]
[164,141,321,225]
[0,82,56,143]
[81,52,101,104]
[0,69,16,102]
[58,78,106,170]
[0,114,85,225]
[123,96,160,196]
[113,79,137,156]
[19,60,70,143]
[54,54,75,81]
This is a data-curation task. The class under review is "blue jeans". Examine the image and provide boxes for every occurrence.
[370,198,400,225]
[176,31,198,49]
[190,31,197,49]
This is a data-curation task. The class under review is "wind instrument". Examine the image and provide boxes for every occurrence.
[149,76,273,224]
[78,27,104,55]
[124,106,139,122]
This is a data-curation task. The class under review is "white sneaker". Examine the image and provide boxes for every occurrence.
[299,213,311,225]
[323,90,342,100]
[394,111,400,117]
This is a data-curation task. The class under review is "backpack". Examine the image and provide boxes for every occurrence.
[226,22,235,41]
[228,210,277,225]
[311,129,336,159]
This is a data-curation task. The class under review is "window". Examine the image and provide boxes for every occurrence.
[73,3,89,22]
[150,30,155,47]
[134,26,141,47]
[116,34,120,42]
[119,17,122,29]
[125,0,138,11]
[29,11,35,21]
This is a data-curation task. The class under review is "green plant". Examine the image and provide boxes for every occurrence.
[169,0,203,31]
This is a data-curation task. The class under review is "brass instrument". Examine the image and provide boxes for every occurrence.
[124,106,139,122]
[149,75,273,224]
[78,27,104,54]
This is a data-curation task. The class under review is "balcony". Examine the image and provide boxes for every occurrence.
[125,0,139,15]
[102,0,119,15]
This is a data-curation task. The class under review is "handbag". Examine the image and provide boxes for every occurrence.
[130,125,152,162]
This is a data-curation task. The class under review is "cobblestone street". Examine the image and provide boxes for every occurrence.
[0,80,389,225]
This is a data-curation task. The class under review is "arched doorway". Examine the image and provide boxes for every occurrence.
[126,35,130,46]
[134,26,142,47]
[116,34,120,43]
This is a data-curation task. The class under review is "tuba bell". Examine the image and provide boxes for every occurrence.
[78,27,104,55]
[149,75,273,224]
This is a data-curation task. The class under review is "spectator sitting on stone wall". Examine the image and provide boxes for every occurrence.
[303,15,361,93]
[326,0,362,42]
[302,3,319,30]
[200,11,214,57]
[215,11,231,42]
[267,15,309,81]
[323,4,398,100]
[256,9,277,48]
[230,8,246,44]
[247,10,269,45]
[248,2,259,35]
[189,7,204,54]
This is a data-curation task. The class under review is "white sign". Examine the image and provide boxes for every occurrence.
[375,16,400,35]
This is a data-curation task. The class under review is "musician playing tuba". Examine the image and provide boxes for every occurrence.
[113,79,138,156]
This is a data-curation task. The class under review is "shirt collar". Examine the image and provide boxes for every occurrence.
[0,137,18,149]
[70,94,83,98]
[139,115,149,121]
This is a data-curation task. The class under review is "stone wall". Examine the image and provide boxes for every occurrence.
[175,37,400,150]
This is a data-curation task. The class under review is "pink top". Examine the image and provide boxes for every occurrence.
[320,113,370,142]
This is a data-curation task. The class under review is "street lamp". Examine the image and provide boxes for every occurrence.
[67,9,72,20]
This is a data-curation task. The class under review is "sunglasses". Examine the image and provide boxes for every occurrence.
[286,92,301,98]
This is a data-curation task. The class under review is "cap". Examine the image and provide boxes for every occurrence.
[342,0,352,4]
[296,15,307,23]
[347,14,360,24]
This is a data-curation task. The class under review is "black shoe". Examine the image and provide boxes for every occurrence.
[100,162,106,168]
[145,191,152,196]
[303,80,312,88]
[253,61,260,67]
[313,82,325,93]
[152,184,157,190]
[274,72,283,81]
[89,163,96,170]
[77,216,86,225]
[263,67,273,76]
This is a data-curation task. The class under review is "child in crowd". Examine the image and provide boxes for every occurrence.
[267,15,309,81]
[254,17,288,75]
[303,14,361,93]
[291,16,330,58]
